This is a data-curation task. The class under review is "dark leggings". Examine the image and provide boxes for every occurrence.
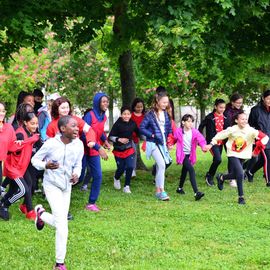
[179,155,198,193]
[115,154,135,187]
[1,177,33,211]
[208,145,223,176]
[222,157,244,197]
[249,149,270,183]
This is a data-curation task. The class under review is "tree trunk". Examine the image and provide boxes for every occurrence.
[113,1,146,170]
[136,143,148,171]
[119,50,136,106]
[108,86,114,130]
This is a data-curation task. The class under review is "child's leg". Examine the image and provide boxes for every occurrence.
[151,147,166,190]
[124,154,135,187]
[3,177,32,210]
[179,164,188,188]
[182,155,198,193]
[42,184,71,264]
[208,145,222,177]
[87,155,102,204]
[223,157,244,196]
[114,156,126,180]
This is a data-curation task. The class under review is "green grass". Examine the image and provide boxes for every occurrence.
[1,150,270,270]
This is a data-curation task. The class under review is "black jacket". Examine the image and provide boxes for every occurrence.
[199,112,230,144]
[109,117,139,151]
[249,101,270,149]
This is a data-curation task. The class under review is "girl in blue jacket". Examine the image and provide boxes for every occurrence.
[140,92,172,201]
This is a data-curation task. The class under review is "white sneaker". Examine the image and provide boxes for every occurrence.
[123,186,131,193]
[114,178,121,190]
[132,170,136,177]
[229,180,237,187]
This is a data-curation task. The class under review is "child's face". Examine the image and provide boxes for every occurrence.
[157,96,169,110]
[121,110,131,122]
[0,103,6,122]
[100,96,109,112]
[263,95,270,108]
[215,103,226,114]
[23,95,35,107]
[58,102,70,117]
[232,98,243,110]
[134,102,144,114]
[235,113,247,128]
[24,116,38,133]
[182,118,193,129]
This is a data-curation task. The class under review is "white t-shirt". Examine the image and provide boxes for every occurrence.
[183,129,192,154]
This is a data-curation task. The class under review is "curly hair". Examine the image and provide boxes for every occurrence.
[51,97,72,119]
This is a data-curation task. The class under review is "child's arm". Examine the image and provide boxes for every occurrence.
[205,127,232,151]
[196,130,207,151]
[253,130,269,156]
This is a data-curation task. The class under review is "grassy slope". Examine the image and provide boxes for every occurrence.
[1,150,270,270]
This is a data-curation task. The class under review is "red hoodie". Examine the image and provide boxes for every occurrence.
[0,123,16,161]
[46,115,95,143]
[4,127,39,179]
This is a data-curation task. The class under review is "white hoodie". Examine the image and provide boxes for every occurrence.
[31,134,84,191]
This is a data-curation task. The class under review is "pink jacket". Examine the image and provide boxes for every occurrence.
[174,128,206,165]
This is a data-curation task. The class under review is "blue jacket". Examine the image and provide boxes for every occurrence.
[140,110,172,145]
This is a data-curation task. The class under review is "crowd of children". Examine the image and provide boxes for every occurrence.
[0,88,270,270]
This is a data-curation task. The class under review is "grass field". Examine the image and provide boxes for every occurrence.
[1,150,270,270]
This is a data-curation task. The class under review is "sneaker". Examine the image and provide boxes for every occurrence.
[205,173,214,186]
[80,184,88,191]
[238,197,246,205]
[0,204,9,221]
[53,263,67,270]
[244,170,254,182]
[67,212,73,220]
[266,182,270,187]
[34,188,42,194]
[216,173,224,190]
[123,186,131,193]
[85,204,100,212]
[26,210,36,220]
[229,180,237,187]
[113,178,121,190]
[156,191,170,201]
[176,187,185,194]
[19,204,27,214]
[194,191,205,201]
[34,204,45,231]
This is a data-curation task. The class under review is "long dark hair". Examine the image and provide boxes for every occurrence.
[213,98,226,113]
[131,98,145,114]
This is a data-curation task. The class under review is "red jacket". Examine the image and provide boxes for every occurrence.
[0,123,16,161]
[46,115,95,143]
[4,127,39,179]
[131,113,144,144]
[84,111,107,156]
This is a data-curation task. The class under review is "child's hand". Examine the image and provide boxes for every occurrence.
[118,138,129,144]
[103,140,111,150]
[203,145,212,152]
[99,147,108,160]
[87,141,95,148]
[70,173,79,185]
[167,144,174,150]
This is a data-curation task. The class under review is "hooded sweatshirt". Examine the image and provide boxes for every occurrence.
[31,134,84,191]
[83,92,108,156]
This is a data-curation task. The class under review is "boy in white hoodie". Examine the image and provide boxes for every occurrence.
[31,115,90,270]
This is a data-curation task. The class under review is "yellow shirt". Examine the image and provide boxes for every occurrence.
[211,125,268,159]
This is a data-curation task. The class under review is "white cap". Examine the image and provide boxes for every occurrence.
[47,93,61,101]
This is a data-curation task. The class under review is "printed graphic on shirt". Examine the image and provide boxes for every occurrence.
[232,136,247,152]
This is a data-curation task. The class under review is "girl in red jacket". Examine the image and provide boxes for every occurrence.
[0,101,16,195]
[0,112,39,220]
[131,98,145,177]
